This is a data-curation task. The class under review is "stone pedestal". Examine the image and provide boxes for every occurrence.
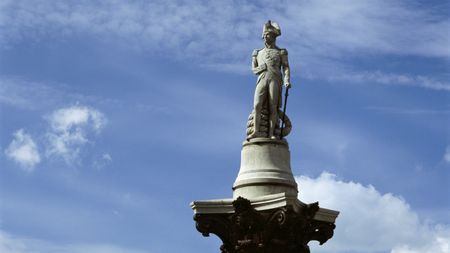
[233,138,298,199]
[191,138,339,253]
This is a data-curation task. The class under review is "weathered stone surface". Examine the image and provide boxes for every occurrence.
[246,109,292,139]
[191,193,339,224]
[248,20,292,140]
[233,138,298,199]
[192,196,337,253]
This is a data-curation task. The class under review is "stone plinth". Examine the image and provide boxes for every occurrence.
[233,138,298,199]
[191,138,339,253]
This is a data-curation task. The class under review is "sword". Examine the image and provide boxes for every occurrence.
[280,85,290,139]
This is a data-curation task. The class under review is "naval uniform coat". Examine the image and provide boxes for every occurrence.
[252,47,289,113]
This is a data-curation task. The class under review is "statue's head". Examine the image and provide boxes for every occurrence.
[262,20,281,44]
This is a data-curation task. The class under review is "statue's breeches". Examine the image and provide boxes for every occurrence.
[254,74,282,112]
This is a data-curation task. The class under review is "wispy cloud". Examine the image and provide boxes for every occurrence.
[0,76,167,112]
[1,0,448,58]
[296,173,450,253]
[4,129,40,171]
[0,77,61,110]
[297,120,353,164]
[325,71,450,92]
[444,146,450,164]
[93,152,112,170]
[0,0,448,89]
[0,76,120,110]
[45,105,107,164]
[366,106,450,115]
[293,118,412,172]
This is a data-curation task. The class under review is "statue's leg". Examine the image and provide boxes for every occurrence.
[268,80,280,139]
[251,81,267,138]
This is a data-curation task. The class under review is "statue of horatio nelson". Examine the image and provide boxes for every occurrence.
[247,20,292,140]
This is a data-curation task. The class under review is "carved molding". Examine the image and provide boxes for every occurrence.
[194,197,336,253]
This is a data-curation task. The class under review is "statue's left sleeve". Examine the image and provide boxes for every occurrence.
[281,49,291,86]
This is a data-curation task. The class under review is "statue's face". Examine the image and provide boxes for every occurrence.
[263,32,276,45]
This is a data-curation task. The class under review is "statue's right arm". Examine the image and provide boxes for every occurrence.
[251,49,266,75]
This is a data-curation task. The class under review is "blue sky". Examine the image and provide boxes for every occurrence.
[0,0,449,252]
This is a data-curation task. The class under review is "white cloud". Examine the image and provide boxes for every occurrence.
[45,105,107,164]
[0,230,147,253]
[48,105,105,133]
[392,228,450,253]
[0,1,448,90]
[444,146,450,164]
[4,129,40,171]
[296,173,450,253]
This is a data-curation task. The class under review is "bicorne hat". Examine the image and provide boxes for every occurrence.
[262,20,281,38]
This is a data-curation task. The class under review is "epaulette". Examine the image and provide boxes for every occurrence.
[280,48,288,55]
[252,48,262,57]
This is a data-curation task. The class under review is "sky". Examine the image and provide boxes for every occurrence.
[0,0,449,253]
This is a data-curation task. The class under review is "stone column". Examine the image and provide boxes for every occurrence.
[191,138,339,253]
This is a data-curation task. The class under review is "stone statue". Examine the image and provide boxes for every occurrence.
[247,20,292,140]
